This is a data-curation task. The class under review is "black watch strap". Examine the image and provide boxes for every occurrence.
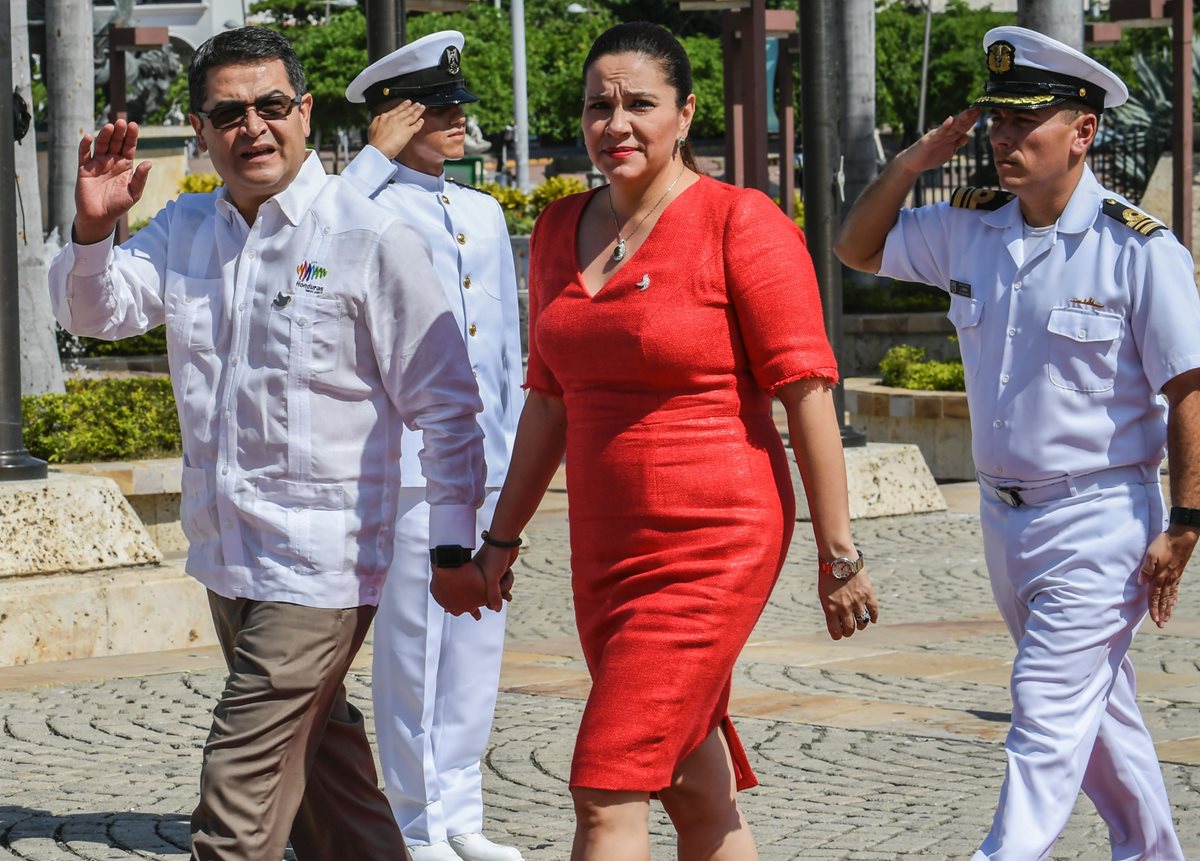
[1170,506,1200,527]
[429,545,474,568]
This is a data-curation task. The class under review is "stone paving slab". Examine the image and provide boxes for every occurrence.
[0,503,1197,860]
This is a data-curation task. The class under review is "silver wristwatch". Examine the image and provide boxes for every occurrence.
[819,550,865,581]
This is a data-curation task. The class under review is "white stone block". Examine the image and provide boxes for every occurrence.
[0,473,161,577]
[791,442,947,521]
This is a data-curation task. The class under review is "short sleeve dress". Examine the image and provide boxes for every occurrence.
[526,175,838,792]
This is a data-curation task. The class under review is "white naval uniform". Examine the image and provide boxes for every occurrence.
[880,166,1200,860]
[343,147,524,845]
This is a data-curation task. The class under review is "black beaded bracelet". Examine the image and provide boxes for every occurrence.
[481,530,523,549]
[1169,506,1200,527]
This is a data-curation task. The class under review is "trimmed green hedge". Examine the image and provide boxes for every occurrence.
[22,377,181,464]
[879,344,965,392]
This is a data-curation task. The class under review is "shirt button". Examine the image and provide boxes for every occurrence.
[441,194,450,204]
[463,275,472,289]
[457,233,466,245]
[472,367,479,378]
[993,419,1003,428]
[298,317,309,327]
[221,466,230,475]
[1008,327,1017,337]
[248,250,257,259]
[231,357,240,366]
[1013,281,1022,290]
[468,323,478,336]
[1001,374,1010,383]
[183,295,193,304]
[223,409,231,418]
[322,226,331,235]
[1077,329,1087,339]
[238,302,246,312]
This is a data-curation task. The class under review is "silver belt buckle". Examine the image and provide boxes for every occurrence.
[995,486,1025,508]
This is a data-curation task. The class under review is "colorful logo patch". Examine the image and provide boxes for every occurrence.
[295,260,328,295]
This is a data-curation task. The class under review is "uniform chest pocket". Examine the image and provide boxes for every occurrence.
[946,295,984,381]
[1046,307,1124,393]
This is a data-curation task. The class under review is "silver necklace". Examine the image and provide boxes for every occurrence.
[607,166,686,262]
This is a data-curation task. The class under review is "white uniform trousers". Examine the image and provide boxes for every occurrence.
[972,478,1184,861]
[372,488,507,845]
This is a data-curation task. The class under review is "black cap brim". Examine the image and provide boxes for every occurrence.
[417,86,480,106]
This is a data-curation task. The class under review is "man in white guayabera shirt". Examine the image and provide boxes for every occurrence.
[48,26,485,861]
[836,26,1199,861]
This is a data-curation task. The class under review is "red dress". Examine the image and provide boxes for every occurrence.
[526,176,838,792]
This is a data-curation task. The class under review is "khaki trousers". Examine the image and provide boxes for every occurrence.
[190,591,409,861]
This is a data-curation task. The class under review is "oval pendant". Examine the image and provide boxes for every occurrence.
[612,239,627,262]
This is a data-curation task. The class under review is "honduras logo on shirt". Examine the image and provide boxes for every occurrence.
[295,260,328,295]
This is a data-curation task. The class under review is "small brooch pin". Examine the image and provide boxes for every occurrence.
[272,292,292,308]
[636,274,650,291]
[1069,297,1104,309]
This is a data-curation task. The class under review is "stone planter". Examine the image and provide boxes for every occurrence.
[845,377,975,481]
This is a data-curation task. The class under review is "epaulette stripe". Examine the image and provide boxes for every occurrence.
[1101,197,1166,236]
[447,177,488,195]
[948,186,1014,211]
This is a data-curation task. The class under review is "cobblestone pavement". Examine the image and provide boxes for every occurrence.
[1,490,1198,860]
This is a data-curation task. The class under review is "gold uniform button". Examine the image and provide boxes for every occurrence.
[468,324,478,336]
[456,233,466,245]
[463,276,472,289]
[441,194,450,204]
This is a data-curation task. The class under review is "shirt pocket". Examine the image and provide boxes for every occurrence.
[270,295,345,376]
[1046,307,1124,393]
[165,275,219,354]
[179,465,219,544]
[946,294,984,381]
[250,476,349,574]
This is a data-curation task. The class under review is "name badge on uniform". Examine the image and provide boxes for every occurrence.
[950,280,972,298]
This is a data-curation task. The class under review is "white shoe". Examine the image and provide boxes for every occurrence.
[408,841,462,861]
[448,833,525,861]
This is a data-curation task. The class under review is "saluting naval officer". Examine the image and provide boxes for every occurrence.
[836,26,1200,861]
[344,31,526,861]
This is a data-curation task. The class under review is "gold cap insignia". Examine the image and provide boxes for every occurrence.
[987,41,1015,75]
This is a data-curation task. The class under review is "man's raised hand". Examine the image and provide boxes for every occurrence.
[74,120,153,245]
[902,107,983,175]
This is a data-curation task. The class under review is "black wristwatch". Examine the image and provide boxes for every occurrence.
[429,545,474,568]
[1169,506,1200,528]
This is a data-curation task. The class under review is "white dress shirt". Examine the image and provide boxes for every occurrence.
[880,165,1200,482]
[49,152,485,609]
[342,146,523,489]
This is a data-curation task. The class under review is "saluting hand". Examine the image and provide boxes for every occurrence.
[368,100,426,160]
[899,107,983,175]
[74,120,153,245]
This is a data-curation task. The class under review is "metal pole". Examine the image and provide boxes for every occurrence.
[1171,0,1193,253]
[365,0,397,64]
[800,0,865,447]
[511,0,530,190]
[0,0,49,480]
[914,0,932,207]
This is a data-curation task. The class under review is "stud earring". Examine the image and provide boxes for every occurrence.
[677,137,687,149]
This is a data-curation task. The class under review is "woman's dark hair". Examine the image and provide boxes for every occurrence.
[582,21,697,171]
[188,27,307,114]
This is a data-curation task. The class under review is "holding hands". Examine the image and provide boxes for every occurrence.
[430,542,516,619]
[74,120,153,245]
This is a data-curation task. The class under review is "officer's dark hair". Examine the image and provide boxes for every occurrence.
[188,27,307,114]
[582,21,697,172]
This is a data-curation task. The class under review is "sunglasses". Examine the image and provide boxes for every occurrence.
[197,93,303,131]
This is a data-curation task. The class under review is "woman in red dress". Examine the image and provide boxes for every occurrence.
[434,21,879,860]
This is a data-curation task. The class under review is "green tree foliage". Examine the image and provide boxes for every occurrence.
[875,0,1014,139]
[681,34,724,138]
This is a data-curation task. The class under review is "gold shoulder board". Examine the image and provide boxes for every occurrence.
[1101,198,1166,236]
[949,187,1015,211]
